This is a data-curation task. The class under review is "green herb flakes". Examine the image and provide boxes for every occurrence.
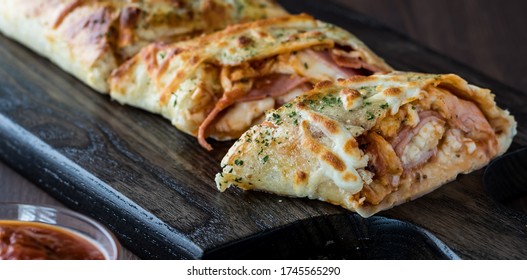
[172,94,178,107]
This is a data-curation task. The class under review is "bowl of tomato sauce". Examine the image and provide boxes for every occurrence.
[0,203,120,260]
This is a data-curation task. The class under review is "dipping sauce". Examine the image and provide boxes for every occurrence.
[0,220,105,260]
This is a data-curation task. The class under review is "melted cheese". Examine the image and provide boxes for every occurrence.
[339,74,441,116]
[298,110,368,193]
[0,0,286,92]
[339,88,362,110]
[215,98,275,133]
[216,71,517,218]
[401,120,445,166]
[294,51,352,81]
[109,14,392,141]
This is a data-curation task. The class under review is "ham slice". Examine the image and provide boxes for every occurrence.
[389,111,446,169]
[198,47,383,150]
[392,111,445,158]
[433,87,498,156]
[198,74,309,150]
[442,93,496,141]
[198,88,245,150]
[304,49,363,77]
[330,48,385,73]
[405,148,437,169]
[237,74,308,102]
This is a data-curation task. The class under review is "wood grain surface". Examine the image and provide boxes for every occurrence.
[1,0,526,259]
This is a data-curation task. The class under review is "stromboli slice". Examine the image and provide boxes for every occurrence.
[108,14,392,150]
[215,72,517,217]
[0,0,286,92]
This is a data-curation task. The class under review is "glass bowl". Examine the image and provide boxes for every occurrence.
[0,203,120,260]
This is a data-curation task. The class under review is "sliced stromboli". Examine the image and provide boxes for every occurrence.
[0,0,287,92]
[215,72,517,217]
[109,14,392,150]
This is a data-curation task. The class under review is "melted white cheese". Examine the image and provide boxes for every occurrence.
[293,50,351,81]
[215,98,275,133]
[299,110,368,193]
[401,120,445,166]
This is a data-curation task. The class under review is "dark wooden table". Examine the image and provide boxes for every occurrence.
[1,0,526,260]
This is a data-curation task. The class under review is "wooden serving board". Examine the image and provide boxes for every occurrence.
[1,0,526,259]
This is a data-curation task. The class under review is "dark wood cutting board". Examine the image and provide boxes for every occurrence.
[1,0,526,259]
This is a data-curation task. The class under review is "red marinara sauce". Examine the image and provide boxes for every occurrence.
[0,220,105,260]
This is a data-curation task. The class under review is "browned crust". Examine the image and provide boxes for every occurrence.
[384,87,402,97]
[2,0,287,92]
[216,72,517,218]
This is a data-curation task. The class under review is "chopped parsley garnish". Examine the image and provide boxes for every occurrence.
[308,94,341,112]
[367,111,375,120]
[262,155,269,163]
[380,103,389,109]
[172,94,178,107]
[271,113,282,124]
[359,86,375,96]
[288,111,297,118]
[236,3,245,14]
[304,62,309,69]
[284,103,292,108]
[234,159,244,166]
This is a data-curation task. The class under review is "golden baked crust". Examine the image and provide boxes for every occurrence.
[215,72,517,217]
[109,14,392,149]
[0,0,287,92]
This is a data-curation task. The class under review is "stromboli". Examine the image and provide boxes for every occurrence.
[109,14,392,150]
[215,72,516,217]
[0,0,287,92]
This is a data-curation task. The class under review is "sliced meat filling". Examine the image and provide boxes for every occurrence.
[197,73,309,150]
[358,87,498,205]
[198,47,381,150]
[392,111,446,169]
